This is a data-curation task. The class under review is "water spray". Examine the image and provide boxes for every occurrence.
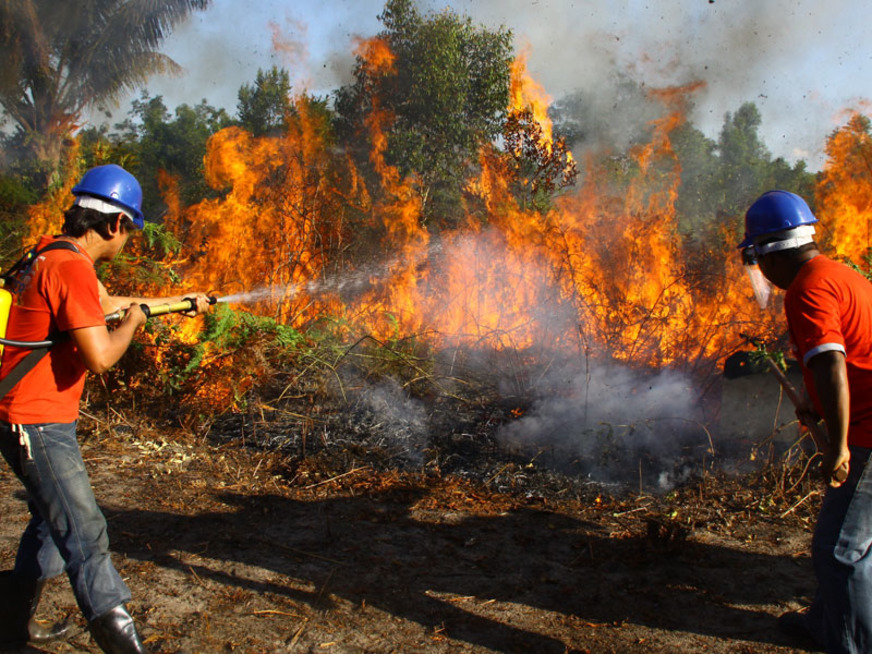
[212,288,277,306]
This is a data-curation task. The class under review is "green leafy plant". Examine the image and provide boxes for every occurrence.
[747,339,787,372]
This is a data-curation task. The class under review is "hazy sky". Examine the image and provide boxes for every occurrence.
[112,0,872,170]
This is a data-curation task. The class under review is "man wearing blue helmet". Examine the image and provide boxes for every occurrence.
[741,190,872,653]
[0,165,212,653]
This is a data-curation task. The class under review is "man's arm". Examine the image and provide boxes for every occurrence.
[97,280,212,317]
[807,349,851,487]
[69,304,147,374]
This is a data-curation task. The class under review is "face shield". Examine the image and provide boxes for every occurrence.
[741,246,772,309]
[740,224,816,310]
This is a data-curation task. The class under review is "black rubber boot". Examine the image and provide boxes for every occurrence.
[88,605,148,654]
[25,579,71,642]
[0,572,70,648]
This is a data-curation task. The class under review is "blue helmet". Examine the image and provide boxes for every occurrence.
[72,164,144,228]
[738,190,817,248]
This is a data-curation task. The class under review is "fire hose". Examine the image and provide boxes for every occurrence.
[0,296,218,349]
[741,335,849,483]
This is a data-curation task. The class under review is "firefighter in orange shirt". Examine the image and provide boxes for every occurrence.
[0,165,212,653]
[740,190,872,653]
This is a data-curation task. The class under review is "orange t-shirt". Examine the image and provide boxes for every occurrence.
[0,236,105,423]
[785,255,872,448]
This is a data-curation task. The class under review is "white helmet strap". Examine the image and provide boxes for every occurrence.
[754,224,816,256]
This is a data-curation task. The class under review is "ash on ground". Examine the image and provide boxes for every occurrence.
[203,347,782,502]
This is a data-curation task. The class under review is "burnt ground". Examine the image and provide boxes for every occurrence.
[0,410,826,654]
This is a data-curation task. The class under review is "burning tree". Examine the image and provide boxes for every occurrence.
[164,96,364,326]
[236,66,295,138]
[816,113,872,268]
[335,0,513,229]
[502,107,578,212]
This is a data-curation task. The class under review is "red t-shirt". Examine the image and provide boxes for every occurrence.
[785,254,872,448]
[0,236,105,423]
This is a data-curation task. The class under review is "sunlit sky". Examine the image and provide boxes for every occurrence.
[107,0,872,171]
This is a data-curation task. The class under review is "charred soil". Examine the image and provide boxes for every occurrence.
[0,413,825,654]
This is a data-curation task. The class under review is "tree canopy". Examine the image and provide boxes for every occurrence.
[0,0,210,187]
[237,66,294,138]
[108,93,231,212]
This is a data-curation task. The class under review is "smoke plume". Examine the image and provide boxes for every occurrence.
[497,361,707,489]
[133,0,869,169]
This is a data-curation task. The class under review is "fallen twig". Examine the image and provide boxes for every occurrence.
[187,566,204,586]
[780,488,821,518]
[289,617,308,648]
[484,463,512,487]
[303,466,369,489]
[253,609,302,618]
[612,506,650,518]
[78,409,107,425]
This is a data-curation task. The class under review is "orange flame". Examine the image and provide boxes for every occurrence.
[165,97,357,326]
[353,36,396,75]
[38,45,845,393]
[815,112,872,266]
[158,54,776,374]
[509,47,556,150]
[22,143,81,246]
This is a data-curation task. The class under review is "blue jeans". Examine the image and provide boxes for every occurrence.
[806,446,872,653]
[0,421,130,621]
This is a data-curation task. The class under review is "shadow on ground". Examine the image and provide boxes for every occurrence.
[103,485,817,653]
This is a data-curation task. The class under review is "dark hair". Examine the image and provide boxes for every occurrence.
[62,205,136,239]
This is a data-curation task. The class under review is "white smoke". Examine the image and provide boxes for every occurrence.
[497,361,707,489]
[438,0,866,167]
[347,377,429,464]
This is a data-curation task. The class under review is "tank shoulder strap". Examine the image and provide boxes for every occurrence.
[15,240,81,271]
[0,240,81,400]
[0,347,50,400]
[1,240,83,288]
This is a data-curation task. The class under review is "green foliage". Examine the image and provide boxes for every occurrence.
[0,173,36,264]
[139,222,183,258]
[236,67,294,137]
[118,304,308,400]
[200,303,303,351]
[671,121,720,237]
[77,123,136,172]
[746,338,787,373]
[711,103,814,221]
[112,92,232,213]
[0,173,37,207]
[335,0,513,228]
[713,103,771,218]
[844,251,872,282]
[97,222,184,293]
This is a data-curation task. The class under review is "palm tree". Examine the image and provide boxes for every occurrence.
[0,0,211,184]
